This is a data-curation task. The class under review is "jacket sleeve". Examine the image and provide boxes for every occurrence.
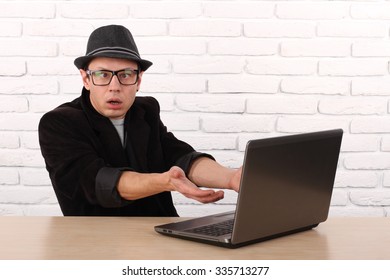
[39,108,115,207]
[95,167,133,207]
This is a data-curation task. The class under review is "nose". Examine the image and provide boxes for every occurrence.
[108,74,121,90]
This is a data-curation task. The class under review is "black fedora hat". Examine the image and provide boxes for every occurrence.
[74,25,152,71]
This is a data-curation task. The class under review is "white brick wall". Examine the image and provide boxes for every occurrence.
[1,0,390,218]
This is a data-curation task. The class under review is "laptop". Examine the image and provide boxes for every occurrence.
[155,129,343,248]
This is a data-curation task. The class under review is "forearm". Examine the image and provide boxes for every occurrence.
[188,157,236,190]
[117,171,171,200]
[117,166,225,203]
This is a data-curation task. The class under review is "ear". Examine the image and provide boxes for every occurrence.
[136,71,144,91]
[80,69,91,90]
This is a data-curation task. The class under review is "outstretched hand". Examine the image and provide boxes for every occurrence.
[167,166,224,204]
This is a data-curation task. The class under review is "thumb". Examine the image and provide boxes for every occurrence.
[169,166,184,179]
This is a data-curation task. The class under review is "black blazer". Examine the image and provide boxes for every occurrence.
[39,89,212,216]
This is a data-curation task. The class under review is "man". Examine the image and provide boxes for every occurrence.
[39,25,241,216]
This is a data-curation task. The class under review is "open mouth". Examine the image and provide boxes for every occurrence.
[107,97,122,104]
[109,101,121,105]
[106,99,123,109]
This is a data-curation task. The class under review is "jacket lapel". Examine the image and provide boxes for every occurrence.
[126,103,150,172]
[81,89,128,167]
[80,89,151,171]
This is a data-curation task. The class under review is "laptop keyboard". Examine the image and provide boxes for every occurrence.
[185,219,234,237]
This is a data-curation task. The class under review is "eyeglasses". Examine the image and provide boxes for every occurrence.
[86,68,139,86]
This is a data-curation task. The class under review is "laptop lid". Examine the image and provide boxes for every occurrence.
[231,128,343,245]
[155,129,343,248]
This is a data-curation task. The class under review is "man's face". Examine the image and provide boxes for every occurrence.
[80,57,143,120]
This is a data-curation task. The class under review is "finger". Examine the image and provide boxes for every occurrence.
[189,188,217,197]
[189,190,225,204]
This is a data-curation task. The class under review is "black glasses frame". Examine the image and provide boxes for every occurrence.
[86,68,140,86]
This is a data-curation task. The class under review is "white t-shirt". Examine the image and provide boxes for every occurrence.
[110,118,125,147]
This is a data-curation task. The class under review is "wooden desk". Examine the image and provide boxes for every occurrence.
[0,217,389,260]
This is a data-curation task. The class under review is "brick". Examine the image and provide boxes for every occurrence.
[20,132,40,150]
[0,2,55,18]
[24,205,62,216]
[143,56,171,74]
[160,112,199,131]
[381,136,390,152]
[20,168,51,186]
[59,76,83,94]
[208,38,278,56]
[277,116,349,133]
[0,96,28,113]
[60,39,86,57]
[281,77,350,95]
[344,154,390,170]
[238,133,276,152]
[0,205,24,216]
[330,190,348,206]
[208,75,280,93]
[0,168,19,185]
[0,113,42,131]
[130,2,201,19]
[203,1,274,19]
[147,94,174,111]
[24,21,94,37]
[0,187,57,204]
[247,96,317,114]
[29,95,77,113]
[0,39,57,57]
[141,75,206,93]
[247,58,317,75]
[59,3,128,19]
[383,171,390,187]
[281,40,351,57]
[350,190,390,206]
[0,132,19,149]
[176,94,245,113]
[0,149,44,167]
[353,42,390,57]
[119,21,168,36]
[351,117,390,133]
[317,21,388,38]
[170,20,241,37]
[173,56,244,74]
[335,171,379,188]
[28,59,77,76]
[201,115,275,133]
[352,77,390,96]
[0,77,58,94]
[0,22,22,37]
[138,38,206,55]
[341,134,379,152]
[319,98,386,115]
[319,59,387,76]
[174,132,237,150]
[351,3,390,20]
[0,59,26,76]
[244,21,315,38]
[276,2,349,20]
[209,150,244,169]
